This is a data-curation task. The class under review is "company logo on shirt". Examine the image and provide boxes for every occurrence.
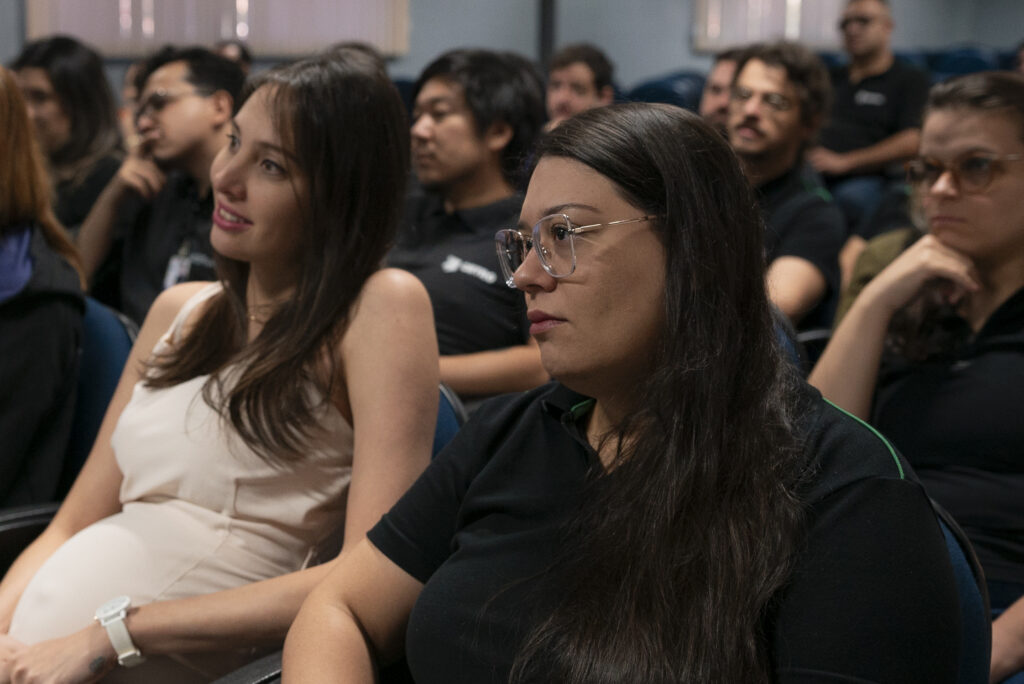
[854,90,887,106]
[441,254,498,284]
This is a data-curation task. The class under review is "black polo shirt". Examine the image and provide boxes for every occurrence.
[757,164,845,328]
[874,286,1024,585]
[368,382,960,684]
[118,171,215,324]
[387,192,528,356]
[819,61,930,161]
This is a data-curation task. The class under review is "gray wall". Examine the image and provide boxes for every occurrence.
[2,0,1023,92]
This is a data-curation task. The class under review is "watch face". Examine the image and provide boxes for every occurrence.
[97,595,131,619]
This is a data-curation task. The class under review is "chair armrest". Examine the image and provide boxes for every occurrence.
[0,502,59,572]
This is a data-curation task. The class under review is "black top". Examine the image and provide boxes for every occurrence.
[387,192,528,357]
[369,382,961,683]
[0,226,84,506]
[55,154,123,309]
[54,155,122,235]
[874,286,1024,585]
[118,171,215,324]
[819,61,930,165]
[758,163,845,329]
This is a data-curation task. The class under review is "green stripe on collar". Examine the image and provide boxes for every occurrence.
[568,398,596,421]
[823,398,904,480]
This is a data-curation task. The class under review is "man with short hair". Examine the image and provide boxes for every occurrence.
[699,48,742,136]
[77,47,243,323]
[545,43,615,130]
[807,0,930,279]
[388,49,549,401]
[728,42,845,328]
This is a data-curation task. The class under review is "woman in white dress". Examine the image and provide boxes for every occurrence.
[0,48,439,682]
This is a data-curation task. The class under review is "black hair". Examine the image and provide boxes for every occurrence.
[511,103,812,683]
[733,41,832,130]
[11,35,121,181]
[213,39,253,68]
[548,43,615,91]
[135,46,245,112]
[414,49,545,186]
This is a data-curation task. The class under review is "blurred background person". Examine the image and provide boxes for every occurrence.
[11,35,122,237]
[544,43,614,130]
[0,65,85,507]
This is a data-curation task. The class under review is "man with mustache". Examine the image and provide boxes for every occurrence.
[388,49,549,404]
[76,47,243,324]
[728,42,845,329]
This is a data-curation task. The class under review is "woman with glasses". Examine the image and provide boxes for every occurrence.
[284,102,962,683]
[811,71,1024,683]
[0,50,438,682]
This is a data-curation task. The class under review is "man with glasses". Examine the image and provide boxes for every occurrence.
[727,42,845,329]
[807,0,930,284]
[388,49,549,403]
[77,47,243,324]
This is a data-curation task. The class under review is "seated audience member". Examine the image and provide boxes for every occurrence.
[116,62,142,149]
[76,47,244,324]
[1017,41,1024,75]
[728,42,845,328]
[807,0,930,282]
[545,43,615,130]
[284,103,962,683]
[388,49,549,401]
[0,66,85,507]
[12,36,122,237]
[0,51,438,681]
[810,71,1024,684]
[213,39,253,76]
[698,47,742,136]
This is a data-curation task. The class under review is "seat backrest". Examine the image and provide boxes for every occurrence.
[60,298,137,495]
[931,499,991,684]
[434,383,468,457]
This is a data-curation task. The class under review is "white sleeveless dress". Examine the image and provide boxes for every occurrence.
[8,284,353,681]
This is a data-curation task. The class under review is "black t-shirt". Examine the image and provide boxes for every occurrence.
[369,382,961,684]
[54,155,122,235]
[387,192,528,357]
[819,61,930,161]
[758,164,846,328]
[118,171,215,324]
[55,155,123,309]
[874,287,1024,585]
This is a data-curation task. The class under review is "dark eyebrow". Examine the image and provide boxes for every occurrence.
[516,203,603,230]
[229,119,298,162]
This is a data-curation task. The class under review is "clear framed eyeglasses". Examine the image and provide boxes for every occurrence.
[494,213,658,288]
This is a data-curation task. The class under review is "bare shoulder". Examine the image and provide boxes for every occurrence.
[341,269,434,355]
[354,268,431,311]
[141,281,219,341]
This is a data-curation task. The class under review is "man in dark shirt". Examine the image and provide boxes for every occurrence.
[728,42,845,328]
[807,0,930,280]
[388,49,549,400]
[76,47,243,323]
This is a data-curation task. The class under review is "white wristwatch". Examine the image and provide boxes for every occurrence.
[94,595,146,668]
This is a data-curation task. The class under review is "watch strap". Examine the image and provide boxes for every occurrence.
[101,613,145,667]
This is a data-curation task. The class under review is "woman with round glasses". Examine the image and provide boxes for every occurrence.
[811,71,1024,683]
[283,102,961,682]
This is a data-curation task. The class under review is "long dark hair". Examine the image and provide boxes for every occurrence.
[887,71,1024,362]
[0,66,83,286]
[145,50,410,461]
[510,104,813,683]
[11,35,121,184]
